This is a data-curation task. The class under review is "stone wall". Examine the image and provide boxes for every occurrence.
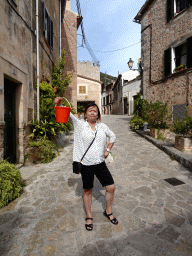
[0,0,63,163]
[140,0,192,115]
[77,76,101,111]
[77,61,100,81]
[61,3,78,110]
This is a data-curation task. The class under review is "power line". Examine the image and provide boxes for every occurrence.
[76,0,99,65]
[92,41,141,53]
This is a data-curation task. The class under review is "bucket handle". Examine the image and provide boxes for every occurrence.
[55,97,72,108]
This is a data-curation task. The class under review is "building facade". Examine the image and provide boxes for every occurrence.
[134,0,192,119]
[112,69,140,115]
[0,0,66,163]
[62,0,82,109]
[123,77,141,115]
[77,61,102,112]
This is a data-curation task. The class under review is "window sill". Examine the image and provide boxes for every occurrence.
[151,67,192,85]
[171,7,188,21]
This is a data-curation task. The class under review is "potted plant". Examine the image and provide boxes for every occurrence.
[172,114,192,152]
[129,115,147,130]
[77,105,85,118]
[142,100,172,139]
[174,64,186,72]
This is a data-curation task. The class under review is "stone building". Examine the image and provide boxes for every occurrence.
[123,77,141,115]
[134,0,192,119]
[62,0,82,108]
[0,0,67,163]
[112,69,140,115]
[77,61,102,112]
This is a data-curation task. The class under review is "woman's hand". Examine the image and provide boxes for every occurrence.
[104,150,109,159]
[54,97,64,106]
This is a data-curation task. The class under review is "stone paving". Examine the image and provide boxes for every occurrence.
[0,115,192,255]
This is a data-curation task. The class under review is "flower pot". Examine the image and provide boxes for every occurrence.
[54,106,71,123]
[150,128,170,139]
[77,112,81,118]
[175,136,192,152]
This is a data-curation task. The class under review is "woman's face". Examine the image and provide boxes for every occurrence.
[86,106,98,122]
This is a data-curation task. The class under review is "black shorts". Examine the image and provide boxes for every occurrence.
[80,161,114,190]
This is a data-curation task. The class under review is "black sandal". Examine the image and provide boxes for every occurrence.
[85,218,93,231]
[103,210,118,225]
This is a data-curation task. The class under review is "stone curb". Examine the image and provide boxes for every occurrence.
[135,129,192,170]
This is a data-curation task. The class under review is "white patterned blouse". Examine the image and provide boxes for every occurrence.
[69,112,116,166]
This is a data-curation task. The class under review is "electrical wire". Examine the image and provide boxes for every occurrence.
[92,41,141,53]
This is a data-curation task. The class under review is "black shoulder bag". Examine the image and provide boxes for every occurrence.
[72,130,97,174]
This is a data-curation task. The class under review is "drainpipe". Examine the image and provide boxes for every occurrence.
[141,24,152,96]
[36,0,40,122]
[60,0,61,56]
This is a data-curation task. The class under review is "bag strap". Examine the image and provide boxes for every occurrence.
[80,130,97,162]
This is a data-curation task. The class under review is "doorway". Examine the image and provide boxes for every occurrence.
[124,98,128,114]
[4,78,17,163]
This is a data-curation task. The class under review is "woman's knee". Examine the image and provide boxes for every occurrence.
[106,184,115,193]
[84,188,93,195]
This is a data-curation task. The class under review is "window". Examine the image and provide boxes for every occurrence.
[172,104,187,120]
[103,97,105,106]
[167,0,192,21]
[79,86,86,94]
[175,0,188,13]
[43,4,54,49]
[164,36,192,76]
[174,43,187,68]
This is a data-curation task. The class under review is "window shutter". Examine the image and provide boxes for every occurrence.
[167,0,174,22]
[187,36,192,68]
[164,48,172,76]
[50,19,54,49]
[43,2,45,36]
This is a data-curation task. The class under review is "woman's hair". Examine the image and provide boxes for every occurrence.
[84,103,101,122]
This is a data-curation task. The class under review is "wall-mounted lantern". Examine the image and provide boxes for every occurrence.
[127,58,134,69]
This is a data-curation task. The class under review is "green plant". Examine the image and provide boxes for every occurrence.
[142,100,172,129]
[28,138,57,163]
[157,130,166,141]
[77,105,85,114]
[174,64,186,72]
[172,113,192,137]
[52,50,73,97]
[134,90,143,116]
[0,161,23,208]
[129,115,146,130]
[29,119,59,139]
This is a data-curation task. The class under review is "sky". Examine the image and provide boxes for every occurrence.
[70,0,146,77]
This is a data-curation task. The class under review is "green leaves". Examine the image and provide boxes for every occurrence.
[172,113,192,137]
[129,115,146,130]
[28,138,57,164]
[0,161,23,208]
[141,100,172,129]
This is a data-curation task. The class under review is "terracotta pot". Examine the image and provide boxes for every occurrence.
[77,112,81,118]
[175,136,192,152]
[150,128,170,139]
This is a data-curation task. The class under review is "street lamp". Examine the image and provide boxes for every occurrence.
[127,58,134,69]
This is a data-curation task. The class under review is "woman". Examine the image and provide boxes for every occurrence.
[54,98,118,231]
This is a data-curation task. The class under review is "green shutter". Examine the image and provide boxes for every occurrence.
[164,48,172,76]
[187,36,192,68]
[167,0,174,22]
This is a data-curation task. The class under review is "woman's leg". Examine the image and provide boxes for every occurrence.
[105,184,116,219]
[83,189,93,226]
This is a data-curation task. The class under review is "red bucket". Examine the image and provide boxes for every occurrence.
[54,106,71,123]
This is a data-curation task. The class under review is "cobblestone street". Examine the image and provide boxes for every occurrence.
[0,115,192,256]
